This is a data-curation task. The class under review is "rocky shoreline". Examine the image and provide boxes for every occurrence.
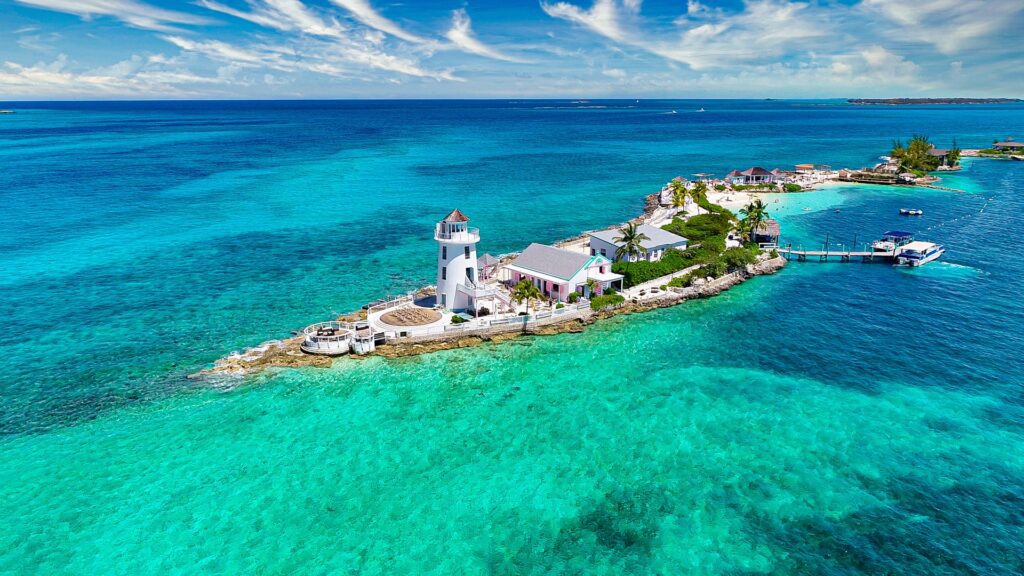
[193,256,786,378]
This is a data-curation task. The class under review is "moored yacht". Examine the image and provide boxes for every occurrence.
[895,241,945,266]
[871,230,914,254]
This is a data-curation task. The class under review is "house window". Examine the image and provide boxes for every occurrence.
[590,249,595,256]
[600,249,606,256]
[442,246,447,260]
[464,246,470,258]
[442,267,447,280]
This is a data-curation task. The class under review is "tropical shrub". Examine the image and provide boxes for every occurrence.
[567,292,579,303]
[662,213,733,242]
[590,293,625,311]
[722,246,757,269]
[784,183,802,192]
[556,302,565,309]
[613,249,691,287]
[450,315,467,324]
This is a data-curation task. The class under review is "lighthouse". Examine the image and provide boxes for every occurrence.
[435,209,480,311]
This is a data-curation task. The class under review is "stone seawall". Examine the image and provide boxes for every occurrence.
[193,256,786,378]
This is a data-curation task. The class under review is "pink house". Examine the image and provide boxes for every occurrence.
[504,243,623,301]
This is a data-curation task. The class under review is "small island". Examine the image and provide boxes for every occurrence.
[848,98,1022,106]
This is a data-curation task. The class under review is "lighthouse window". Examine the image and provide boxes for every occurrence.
[442,246,447,260]
[442,267,447,280]
[464,246,470,258]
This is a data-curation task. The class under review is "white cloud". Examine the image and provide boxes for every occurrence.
[197,0,346,38]
[860,0,1024,54]
[541,0,626,42]
[328,0,425,43]
[602,67,626,78]
[14,0,209,32]
[187,1,461,82]
[0,53,227,97]
[162,34,458,81]
[444,9,526,63]
[543,0,832,71]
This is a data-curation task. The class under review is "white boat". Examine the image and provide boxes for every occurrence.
[896,241,945,266]
[899,208,923,215]
[697,108,705,112]
[872,230,914,253]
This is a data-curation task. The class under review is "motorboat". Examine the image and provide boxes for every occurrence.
[899,208,923,215]
[872,230,914,253]
[895,241,945,266]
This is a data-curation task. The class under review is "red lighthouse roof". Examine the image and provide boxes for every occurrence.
[442,209,470,222]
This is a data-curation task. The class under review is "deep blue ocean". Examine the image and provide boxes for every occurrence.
[1,100,1023,574]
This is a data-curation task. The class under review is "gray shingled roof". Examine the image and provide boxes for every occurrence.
[589,224,687,250]
[509,243,591,280]
[477,253,499,268]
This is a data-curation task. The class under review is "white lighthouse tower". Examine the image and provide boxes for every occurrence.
[435,209,480,311]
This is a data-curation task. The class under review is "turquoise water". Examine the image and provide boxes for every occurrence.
[1,101,1023,574]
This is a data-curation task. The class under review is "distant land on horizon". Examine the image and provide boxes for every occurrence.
[848,98,1023,105]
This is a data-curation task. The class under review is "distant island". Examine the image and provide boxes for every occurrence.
[848,98,1022,105]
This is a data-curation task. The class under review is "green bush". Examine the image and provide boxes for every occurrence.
[769,249,779,258]
[784,183,801,192]
[613,248,691,287]
[450,315,467,324]
[566,292,579,303]
[662,213,734,242]
[556,302,565,309]
[722,246,757,269]
[590,293,625,311]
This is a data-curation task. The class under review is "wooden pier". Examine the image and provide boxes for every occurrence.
[777,245,893,262]
[776,233,896,262]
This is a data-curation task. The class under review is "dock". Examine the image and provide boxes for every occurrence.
[777,245,894,262]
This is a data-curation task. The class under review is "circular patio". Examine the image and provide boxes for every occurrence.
[379,306,442,327]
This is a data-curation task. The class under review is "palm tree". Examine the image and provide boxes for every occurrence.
[613,222,650,262]
[690,181,709,215]
[738,199,768,241]
[670,180,687,214]
[511,279,542,314]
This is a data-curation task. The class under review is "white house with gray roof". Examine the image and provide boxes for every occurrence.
[504,243,623,301]
[588,224,688,263]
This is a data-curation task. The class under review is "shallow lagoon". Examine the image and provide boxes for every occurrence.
[1,101,1023,574]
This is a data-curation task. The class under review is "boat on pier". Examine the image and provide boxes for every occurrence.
[777,231,944,266]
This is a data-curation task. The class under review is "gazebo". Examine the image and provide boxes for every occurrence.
[477,253,499,280]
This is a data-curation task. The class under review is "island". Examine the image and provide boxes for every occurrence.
[848,98,1022,105]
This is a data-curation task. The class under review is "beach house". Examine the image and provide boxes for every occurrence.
[504,243,623,301]
[588,224,688,262]
[928,148,952,167]
[751,219,781,246]
[993,139,1023,152]
[726,167,782,185]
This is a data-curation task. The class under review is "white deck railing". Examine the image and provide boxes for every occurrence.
[367,293,415,314]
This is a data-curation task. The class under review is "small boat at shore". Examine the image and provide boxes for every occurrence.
[900,208,924,215]
[896,241,945,266]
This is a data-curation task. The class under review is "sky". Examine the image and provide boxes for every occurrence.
[1,0,1022,99]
